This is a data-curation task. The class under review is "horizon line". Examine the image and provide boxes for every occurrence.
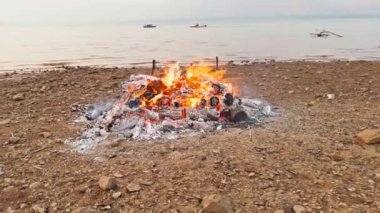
[1,14,379,26]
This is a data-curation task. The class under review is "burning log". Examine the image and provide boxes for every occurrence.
[142,90,155,100]
[230,108,249,122]
[209,96,220,107]
[223,93,234,106]
[200,99,207,109]
[128,99,140,108]
[173,101,181,108]
[212,83,223,95]
[218,107,248,122]
[158,96,171,107]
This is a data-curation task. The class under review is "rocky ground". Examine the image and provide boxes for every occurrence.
[0,61,379,212]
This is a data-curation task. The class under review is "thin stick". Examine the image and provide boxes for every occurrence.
[248,125,252,142]
[152,60,156,75]
[216,56,219,70]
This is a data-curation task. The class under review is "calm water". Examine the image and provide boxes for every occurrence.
[1,17,379,71]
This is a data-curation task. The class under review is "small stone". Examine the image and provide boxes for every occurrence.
[76,184,88,194]
[112,191,122,199]
[20,203,28,209]
[169,144,175,150]
[126,183,141,192]
[118,159,128,165]
[99,205,111,211]
[327,94,335,100]
[200,194,234,213]
[40,132,52,138]
[140,180,154,186]
[288,90,294,94]
[71,207,98,213]
[169,151,182,160]
[93,156,107,163]
[177,205,197,213]
[7,207,16,213]
[31,204,46,213]
[98,176,117,190]
[8,136,20,144]
[306,101,315,107]
[274,210,285,213]
[356,129,380,144]
[0,119,11,125]
[283,206,294,213]
[0,167,4,176]
[292,205,305,213]
[212,149,220,154]
[3,186,16,192]
[113,172,123,178]
[29,182,42,190]
[55,139,63,143]
[4,178,12,184]
[12,93,25,101]
[330,154,344,161]
[248,172,255,178]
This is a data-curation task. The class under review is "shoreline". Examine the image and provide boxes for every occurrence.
[1,58,380,75]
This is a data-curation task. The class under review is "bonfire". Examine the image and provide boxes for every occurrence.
[72,62,272,152]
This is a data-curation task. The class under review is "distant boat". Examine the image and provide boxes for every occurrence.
[310,30,343,38]
[190,23,207,28]
[143,24,157,28]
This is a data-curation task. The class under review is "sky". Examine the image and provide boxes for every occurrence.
[0,0,379,25]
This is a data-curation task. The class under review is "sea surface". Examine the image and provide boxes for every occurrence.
[1,17,379,71]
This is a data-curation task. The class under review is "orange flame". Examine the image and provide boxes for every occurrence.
[129,63,232,110]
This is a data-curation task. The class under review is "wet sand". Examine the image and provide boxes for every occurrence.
[0,61,379,212]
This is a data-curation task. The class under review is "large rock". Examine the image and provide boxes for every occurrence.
[12,93,25,101]
[200,194,234,213]
[356,129,380,144]
[98,176,117,190]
